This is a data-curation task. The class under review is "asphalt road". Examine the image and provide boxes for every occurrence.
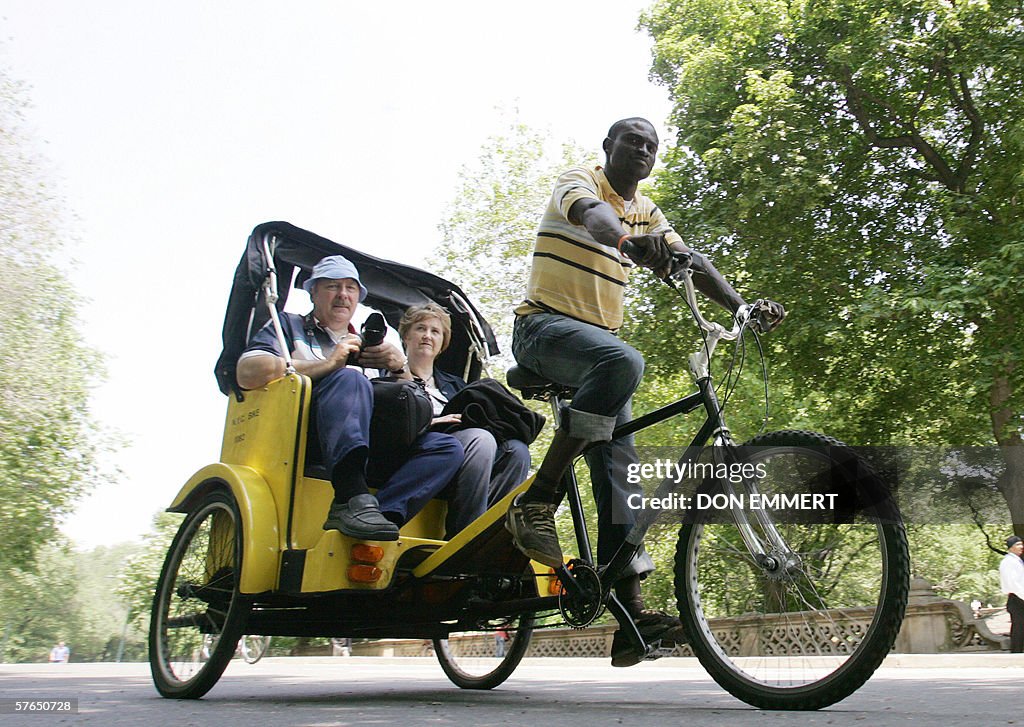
[1,655,1021,726]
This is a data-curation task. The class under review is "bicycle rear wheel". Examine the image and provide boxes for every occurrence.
[433,614,534,689]
[149,489,249,698]
[675,430,909,710]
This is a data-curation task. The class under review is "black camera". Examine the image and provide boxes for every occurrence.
[347,312,387,365]
[360,312,387,347]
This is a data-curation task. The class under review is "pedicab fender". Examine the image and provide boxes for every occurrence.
[168,463,280,594]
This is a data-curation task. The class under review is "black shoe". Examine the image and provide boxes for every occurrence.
[505,495,563,567]
[323,494,400,541]
[610,610,689,667]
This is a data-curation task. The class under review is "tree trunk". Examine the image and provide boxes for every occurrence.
[990,362,1024,536]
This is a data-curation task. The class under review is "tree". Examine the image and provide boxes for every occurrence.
[431,116,593,371]
[0,55,105,572]
[117,511,182,635]
[639,0,1024,530]
[0,541,84,662]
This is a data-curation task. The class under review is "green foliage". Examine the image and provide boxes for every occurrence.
[73,544,146,662]
[0,542,83,662]
[0,54,106,574]
[0,540,146,663]
[906,524,1002,604]
[430,115,594,371]
[117,511,183,634]
[640,0,1024,527]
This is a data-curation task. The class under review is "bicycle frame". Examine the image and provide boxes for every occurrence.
[547,269,790,659]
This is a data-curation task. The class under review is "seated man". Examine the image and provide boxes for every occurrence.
[236,255,464,541]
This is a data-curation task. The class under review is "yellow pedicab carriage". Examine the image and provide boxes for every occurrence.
[149,222,546,698]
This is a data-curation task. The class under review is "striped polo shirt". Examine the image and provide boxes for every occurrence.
[514,166,682,330]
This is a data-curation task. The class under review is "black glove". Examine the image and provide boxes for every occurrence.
[623,233,673,276]
[749,299,786,334]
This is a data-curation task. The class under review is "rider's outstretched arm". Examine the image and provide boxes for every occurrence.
[667,242,746,314]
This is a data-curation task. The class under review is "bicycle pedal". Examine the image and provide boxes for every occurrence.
[642,641,675,661]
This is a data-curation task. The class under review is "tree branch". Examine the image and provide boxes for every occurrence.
[838,66,963,191]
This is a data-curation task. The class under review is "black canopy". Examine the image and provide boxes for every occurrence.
[215,221,498,397]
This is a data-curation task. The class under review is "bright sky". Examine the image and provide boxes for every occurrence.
[0,1,673,549]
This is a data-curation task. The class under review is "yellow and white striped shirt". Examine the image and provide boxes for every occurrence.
[515,166,682,330]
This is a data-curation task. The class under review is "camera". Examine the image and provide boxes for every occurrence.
[347,312,387,364]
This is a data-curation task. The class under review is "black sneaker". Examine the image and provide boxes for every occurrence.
[323,494,400,541]
[505,496,563,567]
[610,610,689,667]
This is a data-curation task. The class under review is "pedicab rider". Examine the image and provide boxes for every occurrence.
[236,255,464,541]
[506,117,786,666]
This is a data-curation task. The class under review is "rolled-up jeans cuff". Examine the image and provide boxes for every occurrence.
[615,549,656,580]
[561,406,616,441]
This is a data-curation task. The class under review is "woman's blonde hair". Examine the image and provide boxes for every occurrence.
[398,302,452,354]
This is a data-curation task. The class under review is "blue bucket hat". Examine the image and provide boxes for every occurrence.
[302,255,368,301]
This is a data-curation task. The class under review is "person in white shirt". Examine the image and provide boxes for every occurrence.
[999,534,1024,652]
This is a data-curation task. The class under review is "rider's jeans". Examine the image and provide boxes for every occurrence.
[311,367,464,524]
[512,313,655,578]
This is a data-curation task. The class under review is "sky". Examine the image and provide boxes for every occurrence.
[0,1,674,549]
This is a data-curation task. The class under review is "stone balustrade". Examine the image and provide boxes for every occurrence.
[350,577,1009,658]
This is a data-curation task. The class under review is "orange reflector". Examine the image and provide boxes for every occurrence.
[347,564,382,583]
[351,544,385,563]
[547,567,561,595]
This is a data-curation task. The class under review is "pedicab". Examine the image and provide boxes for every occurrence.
[149,221,909,710]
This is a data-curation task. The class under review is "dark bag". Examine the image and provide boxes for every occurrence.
[369,377,432,456]
[438,378,545,445]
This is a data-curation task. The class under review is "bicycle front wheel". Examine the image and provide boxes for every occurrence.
[675,430,909,710]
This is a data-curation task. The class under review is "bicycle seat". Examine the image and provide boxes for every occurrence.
[506,365,577,402]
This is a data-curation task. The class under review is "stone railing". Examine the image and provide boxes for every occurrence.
[351,577,1008,658]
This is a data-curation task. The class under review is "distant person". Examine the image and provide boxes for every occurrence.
[495,628,509,657]
[48,641,69,663]
[1000,535,1024,652]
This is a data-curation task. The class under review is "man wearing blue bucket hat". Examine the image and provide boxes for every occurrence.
[237,255,464,540]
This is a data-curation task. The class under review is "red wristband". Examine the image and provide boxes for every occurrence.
[617,234,630,252]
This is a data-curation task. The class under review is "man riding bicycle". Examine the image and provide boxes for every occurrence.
[506,117,785,666]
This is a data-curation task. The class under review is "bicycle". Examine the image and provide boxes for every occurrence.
[149,222,908,709]
[503,242,910,709]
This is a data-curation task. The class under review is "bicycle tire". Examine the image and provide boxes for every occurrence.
[240,635,271,664]
[433,614,535,690]
[675,430,909,710]
[149,488,250,698]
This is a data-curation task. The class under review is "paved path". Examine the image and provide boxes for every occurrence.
[1,655,1021,726]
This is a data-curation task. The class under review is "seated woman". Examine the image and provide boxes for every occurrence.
[399,303,531,537]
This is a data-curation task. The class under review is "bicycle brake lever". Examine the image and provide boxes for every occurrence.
[666,251,692,282]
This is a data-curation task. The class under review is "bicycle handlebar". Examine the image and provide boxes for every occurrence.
[619,240,750,341]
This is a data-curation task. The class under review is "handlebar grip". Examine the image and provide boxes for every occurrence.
[619,239,691,273]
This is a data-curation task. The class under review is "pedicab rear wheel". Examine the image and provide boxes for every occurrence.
[149,488,249,698]
[433,613,534,690]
